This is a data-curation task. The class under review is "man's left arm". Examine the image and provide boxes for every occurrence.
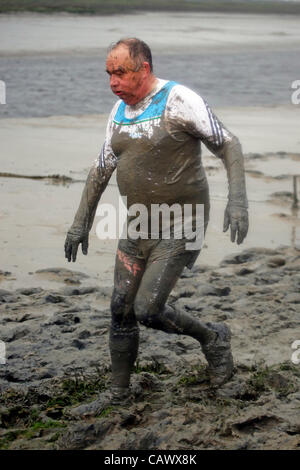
[167,86,249,245]
[197,99,248,244]
[216,134,249,245]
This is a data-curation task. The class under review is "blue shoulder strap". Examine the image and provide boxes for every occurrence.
[113,81,178,125]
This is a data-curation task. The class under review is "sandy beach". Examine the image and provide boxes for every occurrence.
[0,11,300,450]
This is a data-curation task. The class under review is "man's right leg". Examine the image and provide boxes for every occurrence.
[109,248,145,398]
[70,247,145,417]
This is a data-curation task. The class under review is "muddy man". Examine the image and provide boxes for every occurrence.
[64,38,249,416]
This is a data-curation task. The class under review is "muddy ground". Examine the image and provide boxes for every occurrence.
[0,245,300,450]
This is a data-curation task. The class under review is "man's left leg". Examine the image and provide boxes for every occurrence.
[134,252,234,387]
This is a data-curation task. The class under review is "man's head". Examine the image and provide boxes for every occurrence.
[106,38,156,105]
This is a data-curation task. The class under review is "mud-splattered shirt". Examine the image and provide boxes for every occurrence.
[94,79,233,228]
[96,77,232,175]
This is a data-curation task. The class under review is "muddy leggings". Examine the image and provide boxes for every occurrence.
[109,242,216,391]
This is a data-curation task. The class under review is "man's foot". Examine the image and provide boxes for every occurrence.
[201,322,234,387]
[69,386,131,418]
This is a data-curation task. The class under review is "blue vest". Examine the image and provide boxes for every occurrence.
[113,81,178,126]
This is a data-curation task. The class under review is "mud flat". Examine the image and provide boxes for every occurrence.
[0,107,300,290]
[1,11,300,56]
[0,244,300,450]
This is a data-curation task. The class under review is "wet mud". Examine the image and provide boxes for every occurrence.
[0,245,299,450]
[0,172,78,185]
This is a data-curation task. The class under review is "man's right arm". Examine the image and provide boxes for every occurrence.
[64,154,116,262]
[64,108,118,262]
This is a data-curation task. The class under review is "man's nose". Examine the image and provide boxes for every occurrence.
[110,75,119,89]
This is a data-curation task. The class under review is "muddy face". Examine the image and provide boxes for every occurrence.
[106,44,154,105]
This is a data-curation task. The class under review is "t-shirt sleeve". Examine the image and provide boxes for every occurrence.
[165,84,233,154]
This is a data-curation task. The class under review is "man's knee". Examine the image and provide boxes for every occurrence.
[134,295,159,327]
[110,291,129,324]
[110,289,138,329]
[111,290,123,314]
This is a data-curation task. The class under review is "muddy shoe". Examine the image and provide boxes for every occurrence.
[201,322,234,387]
[69,387,131,418]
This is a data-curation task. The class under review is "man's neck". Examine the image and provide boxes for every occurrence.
[128,77,157,108]
[145,75,159,96]
[134,75,158,105]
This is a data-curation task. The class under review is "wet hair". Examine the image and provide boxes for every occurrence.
[108,38,153,73]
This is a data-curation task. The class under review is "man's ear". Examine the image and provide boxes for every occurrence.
[142,61,151,75]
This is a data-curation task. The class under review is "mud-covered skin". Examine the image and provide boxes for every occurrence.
[106,43,157,106]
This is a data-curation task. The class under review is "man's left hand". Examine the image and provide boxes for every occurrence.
[223,202,249,244]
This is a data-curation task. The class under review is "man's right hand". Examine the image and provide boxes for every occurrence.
[64,227,89,262]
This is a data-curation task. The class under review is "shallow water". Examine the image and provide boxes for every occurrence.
[0,12,300,118]
[0,48,299,118]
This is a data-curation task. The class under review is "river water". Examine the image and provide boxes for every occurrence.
[0,12,300,118]
[0,48,299,118]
